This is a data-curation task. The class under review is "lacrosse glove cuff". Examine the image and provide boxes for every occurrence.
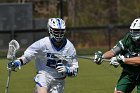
[65,66,72,76]
[61,66,74,77]
[56,63,76,77]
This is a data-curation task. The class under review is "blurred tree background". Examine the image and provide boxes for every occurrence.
[0,0,139,27]
[0,0,140,50]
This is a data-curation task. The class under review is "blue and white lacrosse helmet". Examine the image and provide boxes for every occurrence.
[130,18,140,41]
[47,18,66,42]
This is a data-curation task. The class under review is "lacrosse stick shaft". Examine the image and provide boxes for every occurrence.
[77,56,110,62]
[53,53,110,62]
[5,70,12,93]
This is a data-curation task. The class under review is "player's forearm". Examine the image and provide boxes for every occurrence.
[18,56,31,65]
[124,57,140,65]
[102,50,115,59]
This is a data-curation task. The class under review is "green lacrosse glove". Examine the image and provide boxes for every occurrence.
[94,51,103,65]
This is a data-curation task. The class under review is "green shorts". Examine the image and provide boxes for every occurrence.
[116,71,140,93]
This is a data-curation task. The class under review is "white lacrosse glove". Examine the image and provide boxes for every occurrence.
[110,57,120,68]
[110,55,125,68]
[56,63,70,74]
[7,59,21,70]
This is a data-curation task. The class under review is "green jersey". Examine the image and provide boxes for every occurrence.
[113,32,140,73]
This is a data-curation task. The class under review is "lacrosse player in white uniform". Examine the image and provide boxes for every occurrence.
[8,18,79,93]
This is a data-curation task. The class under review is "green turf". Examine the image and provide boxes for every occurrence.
[0,59,137,93]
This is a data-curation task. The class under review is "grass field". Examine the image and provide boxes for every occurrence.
[0,58,137,93]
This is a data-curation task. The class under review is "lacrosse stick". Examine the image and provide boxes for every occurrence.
[77,55,110,62]
[54,54,118,68]
[53,53,73,63]
[54,53,110,62]
[78,55,121,68]
[5,40,20,93]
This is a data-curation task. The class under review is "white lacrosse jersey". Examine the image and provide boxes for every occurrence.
[21,37,79,78]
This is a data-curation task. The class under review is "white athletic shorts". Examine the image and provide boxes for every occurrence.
[34,72,65,93]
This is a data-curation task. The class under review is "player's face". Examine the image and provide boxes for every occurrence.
[130,29,140,42]
[50,27,66,42]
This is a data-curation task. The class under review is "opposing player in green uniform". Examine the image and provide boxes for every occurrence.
[94,18,140,93]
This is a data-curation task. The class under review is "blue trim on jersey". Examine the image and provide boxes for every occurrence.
[49,37,67,51]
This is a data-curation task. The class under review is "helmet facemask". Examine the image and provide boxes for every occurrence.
[130,29,140,41]
[49,27,66,42]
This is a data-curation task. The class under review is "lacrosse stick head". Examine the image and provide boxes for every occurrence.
[7,40,20,60]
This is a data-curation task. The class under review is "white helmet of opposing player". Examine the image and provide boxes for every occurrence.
[130,18,140,41]
[47,18,66,42]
